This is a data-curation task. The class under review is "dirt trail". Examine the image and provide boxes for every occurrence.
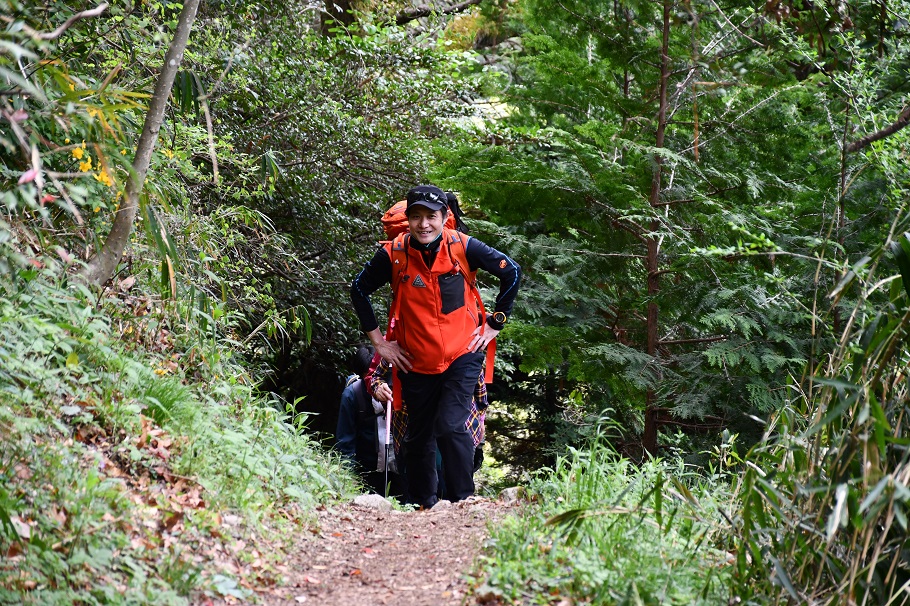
[250,496,514,606]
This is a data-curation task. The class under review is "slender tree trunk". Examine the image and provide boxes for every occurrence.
[833,106,850,336]
[642,0,672,456]
[79,0,201,288]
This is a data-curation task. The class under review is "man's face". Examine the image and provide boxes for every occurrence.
[408,207,446,245]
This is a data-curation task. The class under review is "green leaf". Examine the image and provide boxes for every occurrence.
[889,233,910,301]
[66,351,79,367]
[859,477,890,514]
[768,554,800,601]
[670,476,699,508]
[653,471,664,529]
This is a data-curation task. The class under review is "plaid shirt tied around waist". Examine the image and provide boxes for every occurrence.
[369,357,487,456]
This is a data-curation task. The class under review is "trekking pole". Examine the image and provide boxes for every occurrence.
[384,396,393,498]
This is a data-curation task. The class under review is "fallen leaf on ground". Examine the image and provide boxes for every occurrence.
[11,516,31,540]
[160,511,184,532]
[4,542,23,558]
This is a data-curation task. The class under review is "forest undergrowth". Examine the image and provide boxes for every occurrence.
[0,251,744,606]
[0,265,358,605]
[473,436,737,605]
[4,1,910,604]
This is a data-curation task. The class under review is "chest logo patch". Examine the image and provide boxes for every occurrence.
[412,274,427,288]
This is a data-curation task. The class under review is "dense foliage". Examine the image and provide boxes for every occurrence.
[442,0,851,461]
[444,0,910,603]
[0,270,355,603]
[3,0,910,603]
[474,434,734,604]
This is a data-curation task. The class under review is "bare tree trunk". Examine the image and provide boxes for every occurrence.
[642,0,672,456]
[79,0,201,288]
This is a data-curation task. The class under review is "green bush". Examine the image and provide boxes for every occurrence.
[0,267,358,604]
[475,433,734,605]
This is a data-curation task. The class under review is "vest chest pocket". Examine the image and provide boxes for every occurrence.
[438,272,466,314]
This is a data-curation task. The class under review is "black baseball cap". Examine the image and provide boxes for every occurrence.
[406,185,448,214]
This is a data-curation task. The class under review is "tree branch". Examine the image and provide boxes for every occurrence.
[846,104,910,153]
[659,335,728,345]
[0,3,109,41]
[652,184,742,207]
[396,0,484,25]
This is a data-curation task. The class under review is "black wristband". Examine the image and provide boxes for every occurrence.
[487,315,505,331]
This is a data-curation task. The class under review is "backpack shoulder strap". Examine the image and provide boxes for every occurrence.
[387,233,410,313]
[444,229,497,384]
[444,229,474,282]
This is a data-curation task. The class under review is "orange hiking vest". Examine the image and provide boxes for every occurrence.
[384,229,496,409]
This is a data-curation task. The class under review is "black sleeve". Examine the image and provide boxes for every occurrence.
[350,246,392,333]
[465,237,522,330]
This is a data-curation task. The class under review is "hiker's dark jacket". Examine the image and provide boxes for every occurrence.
[335,377,378,472]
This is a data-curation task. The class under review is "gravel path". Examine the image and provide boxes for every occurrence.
[248,496,515,606]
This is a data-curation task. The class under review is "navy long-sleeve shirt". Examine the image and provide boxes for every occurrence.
[335,377,379,471]
[350,236,521,333]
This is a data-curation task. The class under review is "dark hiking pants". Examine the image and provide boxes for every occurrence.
[399,351,483,508]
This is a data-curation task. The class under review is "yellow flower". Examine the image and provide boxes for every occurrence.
[121,149,128,155]
[93,206,101,213]
[115,190,123,200]
[72,147,84,160]
[79,157,92,172]
[162,148,175,160]
[65,138,71,144]
[69,83,75,91]
[87,108,100,119]
[94,171,113,187]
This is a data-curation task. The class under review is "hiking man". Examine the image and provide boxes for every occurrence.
[350,184,521,509]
